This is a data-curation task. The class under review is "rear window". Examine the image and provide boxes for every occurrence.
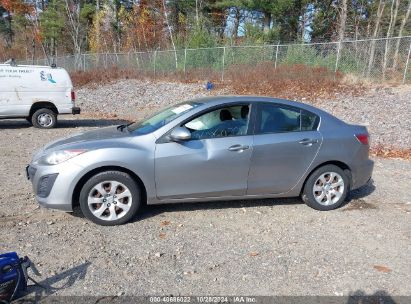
[301,110,320,131]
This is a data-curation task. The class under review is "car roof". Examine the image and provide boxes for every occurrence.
[192,95,323,114]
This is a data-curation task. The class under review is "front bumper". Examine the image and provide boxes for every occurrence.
[26,161,84,212]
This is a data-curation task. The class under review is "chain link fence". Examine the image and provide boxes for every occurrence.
[20,36,411,84]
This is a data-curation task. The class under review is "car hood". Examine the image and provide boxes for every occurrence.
[33,126,131,161]
[46,126,128,149]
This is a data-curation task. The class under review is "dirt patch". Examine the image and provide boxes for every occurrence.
[341,199,378,211]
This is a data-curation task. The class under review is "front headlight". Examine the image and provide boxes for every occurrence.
[38,149,87,165]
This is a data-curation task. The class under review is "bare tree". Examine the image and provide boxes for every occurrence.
[232,7,241,39]
[367,0,386,77]
[30,4,49,64]
[195,0,200,27]
[383,0,400,79]
[162,0,178,69]
[392,0,411,69]
[335,0,347,73]
[64,0,86,68]
[64,0,83,55]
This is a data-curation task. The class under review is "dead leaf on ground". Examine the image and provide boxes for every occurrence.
[373,265,392,273]
[159,233,166,239]
[249,252,259,257]
[160,220,171,227]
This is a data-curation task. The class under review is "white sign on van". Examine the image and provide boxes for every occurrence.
[0,67,35,80]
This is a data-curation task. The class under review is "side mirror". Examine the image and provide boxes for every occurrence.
[169,127,191,142]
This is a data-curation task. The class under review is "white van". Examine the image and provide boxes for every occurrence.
[0,62,80,128]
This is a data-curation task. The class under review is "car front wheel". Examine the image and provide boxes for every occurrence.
[79,171,141,225]
[302,165,349,211]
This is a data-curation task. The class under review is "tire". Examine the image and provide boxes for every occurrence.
[302,165,349,211]
[31,108,57,128]
[79,171,141,226]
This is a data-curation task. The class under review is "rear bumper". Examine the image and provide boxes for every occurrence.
[72,107,81,115]
[351,159,374,190]
[57,105,81,115]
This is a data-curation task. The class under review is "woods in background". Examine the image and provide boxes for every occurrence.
[1,0,411,61]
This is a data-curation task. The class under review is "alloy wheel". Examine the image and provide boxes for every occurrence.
[312,172,345,206]
[87,180,133,221]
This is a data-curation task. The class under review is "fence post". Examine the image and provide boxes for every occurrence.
[403,39,411,84]
[183,48,187,79]
[153,50,157,80]
[334,41,342,77]
[274,44,279,70]
[221,46,226,82]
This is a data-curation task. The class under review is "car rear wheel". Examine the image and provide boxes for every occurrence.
[302,165,349,211]
[79,171,141,225]
[32,108,57,128]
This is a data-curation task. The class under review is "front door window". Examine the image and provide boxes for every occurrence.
[184,105,250,139]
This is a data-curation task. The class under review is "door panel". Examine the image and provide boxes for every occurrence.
[247,131,322,195]
[247,102,322,195]
[155,136,253,200]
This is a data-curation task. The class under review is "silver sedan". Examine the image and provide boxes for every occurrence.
[27,96,374,225]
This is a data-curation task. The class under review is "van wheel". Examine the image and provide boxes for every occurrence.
[32,108,57,128]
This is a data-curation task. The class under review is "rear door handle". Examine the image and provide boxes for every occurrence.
[298,138,318,145]
[228,144,250,151]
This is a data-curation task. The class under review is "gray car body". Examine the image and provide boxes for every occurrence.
[28,96,374,211]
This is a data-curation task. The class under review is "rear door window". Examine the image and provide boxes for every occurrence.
[255,103,319,134]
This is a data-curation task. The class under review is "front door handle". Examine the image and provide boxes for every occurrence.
[228,144,250,152]
[298,138,318,146]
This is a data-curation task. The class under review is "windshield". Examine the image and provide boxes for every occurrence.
[127,102,202,134]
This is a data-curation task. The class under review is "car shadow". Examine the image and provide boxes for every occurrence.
[134,197,302,222]
[346,289,399,304]
[0,118,129,129]
[345,179,376,203]
[70,197,302,222]
[134,179,376,221]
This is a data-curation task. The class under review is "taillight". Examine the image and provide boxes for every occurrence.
[71,91,76,102]
[355,134,369,145]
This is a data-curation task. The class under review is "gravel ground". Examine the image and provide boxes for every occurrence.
[0,80,410,298]
[77,80,411,149]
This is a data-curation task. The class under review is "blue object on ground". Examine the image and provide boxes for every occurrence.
[206,81,214,90]
[0,252,29,303]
